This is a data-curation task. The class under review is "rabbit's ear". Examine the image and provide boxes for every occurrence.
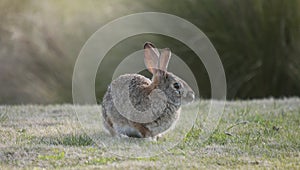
[159,48,171,71]
[144,42,159,74]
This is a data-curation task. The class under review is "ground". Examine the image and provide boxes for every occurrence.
[0,98,299,169]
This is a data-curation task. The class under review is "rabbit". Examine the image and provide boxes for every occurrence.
[101,42,195,139]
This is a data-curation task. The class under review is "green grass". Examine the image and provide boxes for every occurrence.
[39,134,94,146]
[0,99,299,169]
[38,149,65,161]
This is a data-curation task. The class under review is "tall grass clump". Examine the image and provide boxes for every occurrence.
[148,0,300,98]
[192,0,300,98]
[0,0,146,104]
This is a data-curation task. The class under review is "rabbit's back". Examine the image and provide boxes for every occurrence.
[102,74,153,136]
[108,74,152,110]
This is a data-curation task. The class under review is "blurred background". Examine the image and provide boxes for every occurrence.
[1,0,300,104]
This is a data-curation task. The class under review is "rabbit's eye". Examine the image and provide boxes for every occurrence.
[173,82,181,89]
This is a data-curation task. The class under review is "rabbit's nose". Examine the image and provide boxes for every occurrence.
[186,91,195,102]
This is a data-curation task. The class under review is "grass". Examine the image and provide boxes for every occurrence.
[0,99,299,169]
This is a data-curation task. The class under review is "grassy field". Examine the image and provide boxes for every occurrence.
[0,99,299,169]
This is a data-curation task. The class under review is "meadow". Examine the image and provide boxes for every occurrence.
[1,1,300,169]
[0,98,299,169]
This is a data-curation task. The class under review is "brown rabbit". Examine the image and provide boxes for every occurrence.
[102,42,194,139]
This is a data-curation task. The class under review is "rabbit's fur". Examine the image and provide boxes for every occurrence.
[102,42,195,139]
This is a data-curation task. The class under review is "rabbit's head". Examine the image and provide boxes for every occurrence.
[144,42,195,106]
